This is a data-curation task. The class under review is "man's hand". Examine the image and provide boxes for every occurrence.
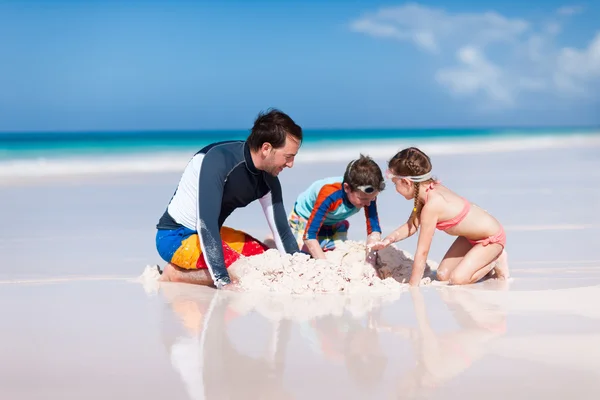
[214,277,243,292]
[221,282,244,292]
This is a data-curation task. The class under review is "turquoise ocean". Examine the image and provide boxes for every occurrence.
[1,127,598,178]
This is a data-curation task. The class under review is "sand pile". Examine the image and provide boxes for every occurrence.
[231,240,438,295]
[143,241,439,321]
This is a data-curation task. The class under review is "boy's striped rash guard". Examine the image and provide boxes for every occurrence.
[294,177,382,241]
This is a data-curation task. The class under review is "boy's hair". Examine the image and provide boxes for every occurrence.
[343,154,385,192]
[246,108,303,151]
[388,147,433,227]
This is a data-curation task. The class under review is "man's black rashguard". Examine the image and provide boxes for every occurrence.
[156,140,299,286]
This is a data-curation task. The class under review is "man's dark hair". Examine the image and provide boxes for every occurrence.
[246,108,303,151]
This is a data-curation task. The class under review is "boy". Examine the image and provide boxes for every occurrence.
[289,154,385,260]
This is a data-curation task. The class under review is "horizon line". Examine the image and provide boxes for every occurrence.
[1,124,599,135]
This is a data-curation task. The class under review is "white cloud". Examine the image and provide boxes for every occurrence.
[435,47,514,106]
[350,3,600,109]
[545,22,562,36]
[350,3,529,54]
[556,6,583,16]
[554,32,600,94]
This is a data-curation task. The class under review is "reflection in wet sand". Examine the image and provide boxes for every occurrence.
[374,287,508,399]
[298,309,390,389]
[160,283,294,400]
[156,280,600,400]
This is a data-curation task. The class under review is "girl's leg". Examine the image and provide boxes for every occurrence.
[447,243,504,285]
[436,237,473,282]
[474,249,510,282]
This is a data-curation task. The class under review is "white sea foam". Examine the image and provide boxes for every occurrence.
[1,132,598,181]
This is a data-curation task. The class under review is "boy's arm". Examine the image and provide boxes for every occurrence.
[303,188,339,260]
[364,200,382,266]
[364,200,383,244]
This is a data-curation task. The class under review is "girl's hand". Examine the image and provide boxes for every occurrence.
[368,238,392,251]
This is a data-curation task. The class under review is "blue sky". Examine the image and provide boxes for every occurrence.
[0,0,599,131]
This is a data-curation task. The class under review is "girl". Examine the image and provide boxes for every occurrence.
[369,147,509,286]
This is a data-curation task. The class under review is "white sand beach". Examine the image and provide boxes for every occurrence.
[1,140,600,399]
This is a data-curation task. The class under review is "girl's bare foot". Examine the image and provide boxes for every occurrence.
[493,250,510,280]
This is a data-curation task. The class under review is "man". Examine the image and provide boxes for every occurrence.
[155,109,302,290]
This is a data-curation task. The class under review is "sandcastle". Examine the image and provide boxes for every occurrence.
[231,240,438,295]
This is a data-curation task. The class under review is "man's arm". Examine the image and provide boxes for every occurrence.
[197,153,230,288]
[260,177,299,254]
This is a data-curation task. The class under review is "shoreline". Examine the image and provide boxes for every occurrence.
[1,131,599,185]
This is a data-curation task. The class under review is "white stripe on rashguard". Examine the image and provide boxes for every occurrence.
[167,153,204,231]
[259,192,286,254]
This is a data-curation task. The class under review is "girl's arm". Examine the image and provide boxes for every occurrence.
[408,204,438,286]
[367,215,419,251]
[384,215,419,244]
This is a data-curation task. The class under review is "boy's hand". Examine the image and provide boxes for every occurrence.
[366,232,382,249]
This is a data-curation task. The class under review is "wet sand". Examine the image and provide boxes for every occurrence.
[1,275,599,399]
[1,145,600,398]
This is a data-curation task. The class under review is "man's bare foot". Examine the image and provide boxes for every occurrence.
[493,250,510,280]
[262,234,277,249]
[158,263,177,282]
[157,263,214,286]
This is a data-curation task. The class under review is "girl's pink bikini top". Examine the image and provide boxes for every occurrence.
[424,182,471,231]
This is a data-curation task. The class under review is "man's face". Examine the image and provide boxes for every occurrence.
[262,134,301,176]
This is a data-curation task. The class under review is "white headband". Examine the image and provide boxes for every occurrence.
[402,171,432,182]
[386,169,433,182]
